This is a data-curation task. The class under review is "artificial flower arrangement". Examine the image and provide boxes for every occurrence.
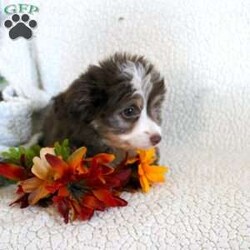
[0,140,168,223]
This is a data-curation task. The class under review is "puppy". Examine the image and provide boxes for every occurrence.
[42,53,166,162]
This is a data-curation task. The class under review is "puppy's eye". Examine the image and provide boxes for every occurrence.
[121,105,140,119]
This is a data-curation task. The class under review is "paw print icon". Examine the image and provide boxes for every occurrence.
[4,14,37,40]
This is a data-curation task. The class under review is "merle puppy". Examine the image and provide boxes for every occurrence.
[42,53,166,162]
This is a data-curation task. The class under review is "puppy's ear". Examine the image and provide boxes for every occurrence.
[53,93,66,119]
[68,93,95,123]
[54,78,108,123]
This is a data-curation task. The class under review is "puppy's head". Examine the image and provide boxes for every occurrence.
[57,53,166,150]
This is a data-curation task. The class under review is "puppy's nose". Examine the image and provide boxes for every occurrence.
[150,134,161,145]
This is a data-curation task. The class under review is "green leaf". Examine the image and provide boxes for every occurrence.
[1,139,70,173]
[1,144,41,168]
[1,147,22,165]
[23,145,41,168]
[54,139,70,160]
[0,176,16,187]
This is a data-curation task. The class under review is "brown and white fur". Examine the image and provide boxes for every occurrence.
[42,53,166,162]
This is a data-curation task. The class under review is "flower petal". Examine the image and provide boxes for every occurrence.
[91,153,115,165]
[53,196,70,223]
[10,193,29,208]
[28,185,51,205]
[106,168,132,188]
[93,189,127,207]
[32,157,51,180]
[67,147,87,174]
[143,164,168,183]
[87,154,115,180]
[45,154,70,180]
[82,194,105,211]
[58,186,70,197]
[21,177,45,193]
[40,147,55,163]
[45,182,63,194]
[70,199,82,221]
[78,206,94,221]
[139,176,150,193]
[125,157,138,165]
[137,148,156,164]
[138,165,150,192]
[0,163,27,181]
[100,165,114,175]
